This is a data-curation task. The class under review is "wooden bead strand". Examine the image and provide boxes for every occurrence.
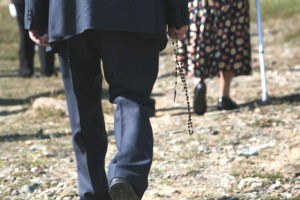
[172,39,194,135]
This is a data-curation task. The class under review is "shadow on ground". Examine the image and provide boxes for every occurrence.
[0,131,70,143]
[0,107,28,116]
[239,92,300,109]
[0,68,61,78]
[0,90,65,106]
[0,130,115,143]
[156,92,300,117]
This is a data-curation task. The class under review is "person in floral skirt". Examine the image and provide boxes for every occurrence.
[178,0,252,115]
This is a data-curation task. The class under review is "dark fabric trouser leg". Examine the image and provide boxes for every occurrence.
[38,46,55,76]
[56,30,160,199]
[109,97,154,198]
[14,2,35,76]
[57,33,109,200]
[99,31,159,198]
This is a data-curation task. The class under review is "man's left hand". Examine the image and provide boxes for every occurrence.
[29,30,49,47]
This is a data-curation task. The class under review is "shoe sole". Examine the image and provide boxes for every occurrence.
[109,181,140,200]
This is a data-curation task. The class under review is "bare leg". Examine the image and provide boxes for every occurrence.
[219,70,233,98]
[218,70,238,110]
[193,77,201,86]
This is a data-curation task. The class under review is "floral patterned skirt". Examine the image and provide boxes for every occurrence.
[178,0,252,79]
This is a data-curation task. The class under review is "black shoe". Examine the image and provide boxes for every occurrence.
[217,96,238,110]
[109,178,140,200]
[193,81,207,115]
[20,73,33,78]
[40,72,57,77]
[19,69,34,78]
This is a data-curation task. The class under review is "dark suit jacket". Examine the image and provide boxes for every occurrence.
[25,0,189,43]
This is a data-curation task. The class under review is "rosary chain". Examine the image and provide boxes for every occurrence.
[172,39,193,135]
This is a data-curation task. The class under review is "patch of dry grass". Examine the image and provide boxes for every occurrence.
[250,0,300,21]
[284,23,300,42]
[250,0,300,44]
[0,4,19,71]
[0,4,18,43]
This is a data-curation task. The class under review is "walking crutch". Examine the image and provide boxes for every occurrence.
[256,0,269,102]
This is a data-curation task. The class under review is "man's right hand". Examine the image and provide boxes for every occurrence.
[167,25,188,40]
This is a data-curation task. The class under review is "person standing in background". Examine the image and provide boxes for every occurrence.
[178,0,252,115]
[11,0,55,78]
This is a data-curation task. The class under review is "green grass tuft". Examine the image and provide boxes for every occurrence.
[250,0,300,21]
[252,171,282,181]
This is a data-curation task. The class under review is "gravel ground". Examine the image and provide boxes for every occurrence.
[0,14,300,200]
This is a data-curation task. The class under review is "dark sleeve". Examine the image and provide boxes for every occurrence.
[165,0,189,28]
[25,0,49,30]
